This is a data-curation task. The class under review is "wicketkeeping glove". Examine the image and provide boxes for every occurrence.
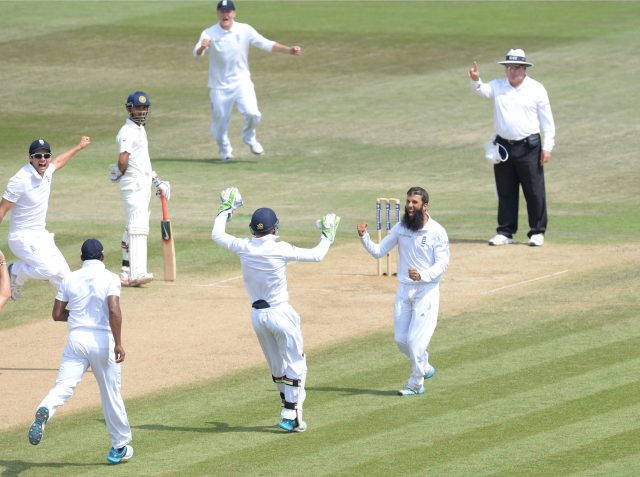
[218,187,244,218]
[318,213,341,243]
[109,164,123,183]
[153,177,171,201]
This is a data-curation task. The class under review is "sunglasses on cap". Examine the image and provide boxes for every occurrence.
[30,153,52,159]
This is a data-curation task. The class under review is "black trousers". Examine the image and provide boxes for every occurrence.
[493,135,547,238]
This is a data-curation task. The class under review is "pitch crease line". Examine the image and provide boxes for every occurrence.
[481,270,569,295]
[196,274,244,287]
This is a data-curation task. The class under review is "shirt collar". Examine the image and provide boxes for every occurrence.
[82,260,106,270]
[126,118,144,128]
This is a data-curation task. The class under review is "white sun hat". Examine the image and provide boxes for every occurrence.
[497,48,533,67]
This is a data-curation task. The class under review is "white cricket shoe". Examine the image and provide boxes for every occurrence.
[398,385,425,396]
[528,234,544,247]
[246,141,264,156]
[488,234,513,246]
[122,273,154,287]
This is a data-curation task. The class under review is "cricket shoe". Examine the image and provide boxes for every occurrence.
[278,418,307,433]
[488,234,513,246]
[28,407,49,445]
[107,444,134,464]
[397,385,425,397]
[424,366,436,380]
[8,263,22,301]
[123,273,154,287]
[528,234,544,247]
[245,140,264,156]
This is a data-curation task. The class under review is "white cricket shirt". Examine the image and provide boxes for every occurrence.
[212,213,331,306]
[56,260,121,332]
[471,76,556,151]
[2,163,56,234]
[194,21,276,89]
[116,119,152,183]
[360,215,449,286]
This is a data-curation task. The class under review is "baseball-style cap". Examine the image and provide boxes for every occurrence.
[498,48,533,67]
[29,139,51,155]
[250,208,279,234]
[217,0,235,10]
[81,238,104,260]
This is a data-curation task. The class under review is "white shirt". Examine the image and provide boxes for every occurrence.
[2,163,56,234]
[212,212,331,306]
[471,76,556,151]
[194,22,275,89]
[116,119,152,184]
[56,260,121,332]
[360,215,449,286]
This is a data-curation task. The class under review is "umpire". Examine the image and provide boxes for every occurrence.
[469,48,556,247]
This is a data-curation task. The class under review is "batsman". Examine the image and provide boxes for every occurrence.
[212,187,340,432]
[111,91,171,287]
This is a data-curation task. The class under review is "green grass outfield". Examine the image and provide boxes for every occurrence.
[1,1,639,475]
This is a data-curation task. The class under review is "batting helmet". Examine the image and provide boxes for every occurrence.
[125,91,151,124]
[250,208,279,235]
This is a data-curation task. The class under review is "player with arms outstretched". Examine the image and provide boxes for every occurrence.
[212,187,339,432]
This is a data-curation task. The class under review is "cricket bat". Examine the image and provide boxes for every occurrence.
[160,193,176,281]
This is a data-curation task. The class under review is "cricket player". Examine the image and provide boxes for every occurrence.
[111,90,170,287]
[193,0,302,161]
[0,136,91,300]
[357,187,449,396]
[212,187,340,432]
[28,239,133,464]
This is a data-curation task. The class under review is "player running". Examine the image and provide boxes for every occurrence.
[211,187,340,432]
[357,186,450,396]
[0,136,91,300]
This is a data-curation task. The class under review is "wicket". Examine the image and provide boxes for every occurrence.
[376,197,401,276]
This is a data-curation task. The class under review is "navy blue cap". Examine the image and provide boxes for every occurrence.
[29,139,51,155]
[250,208,279,234]
[81,239,104,260]
[125,91,151,107]
[217,0,235,10]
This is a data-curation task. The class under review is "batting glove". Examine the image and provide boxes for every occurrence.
[109,164,123,183]
[153,177,171,201]
[318,213,341,243]
[217,187,243,218]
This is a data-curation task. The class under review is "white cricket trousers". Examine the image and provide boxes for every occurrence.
[209,81,261,157]
[37,329,132,449]
[393,282,440,390]
[8,229,70,288]
[251,303,307,420]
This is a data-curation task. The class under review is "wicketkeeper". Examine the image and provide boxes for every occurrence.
[111,91,171,287]
[212,187,340,432]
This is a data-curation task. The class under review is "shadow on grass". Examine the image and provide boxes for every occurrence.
[0,460,102,476]
[133,421,280,434]
[306,386,396,396]
[152,157,259,165]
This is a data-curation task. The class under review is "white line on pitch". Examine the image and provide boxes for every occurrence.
[481,270,569,295]
[195,275,244,287]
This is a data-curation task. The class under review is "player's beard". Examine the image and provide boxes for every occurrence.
[402,208,425,232]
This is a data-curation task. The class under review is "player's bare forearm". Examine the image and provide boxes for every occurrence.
[110,299,126,364]
[0,198,15,224]
[118,152,130,174]
[52,299,70,321]
[272,43,301,56]
[52,136,91,170]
